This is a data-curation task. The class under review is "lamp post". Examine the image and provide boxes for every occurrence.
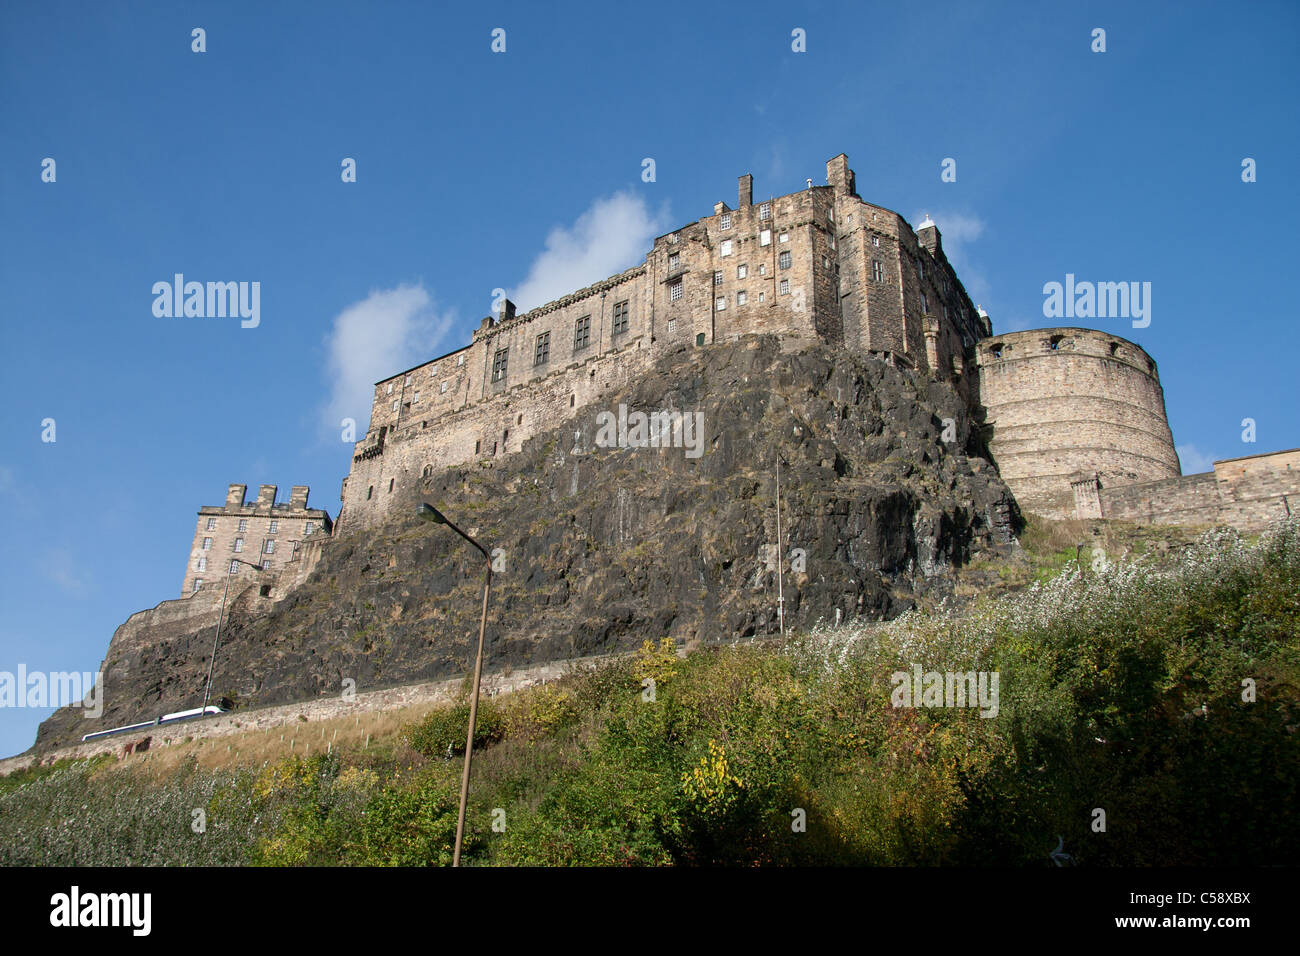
[202,557,264,716]
[417,502,492,867]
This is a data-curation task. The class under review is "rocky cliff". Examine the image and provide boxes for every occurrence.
[34,337,1018,750]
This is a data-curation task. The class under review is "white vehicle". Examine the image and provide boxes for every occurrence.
[81,704,227,743]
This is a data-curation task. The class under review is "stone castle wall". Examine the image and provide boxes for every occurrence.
[339,154,991,533]
[1097,449,1299,531]
[973,328,1181,519]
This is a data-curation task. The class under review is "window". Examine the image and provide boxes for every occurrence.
[238,519,248,532]
[759,292,766,303]
[264,540,275,554]
[716,296,727,311]
[305,522,315,535]
[667,318,677,333]
[196,556,207,572]
[720,240,733,257]
[259,585,272,597]
[714,271,723,286]
[413,391,420,403]
[759,202,771,220]
[872,235,880,247]
[758,263,767,275]
[440,381,448,394]
[696,333,706,346]
[778,251,792,269]
[612,300,629,334]
[918,259,925,280]
[491,347,509,382]
[202,537,212,550]
[737,264,747,279]
[458,354,465,366]
[872,259,884,282]
[921,293,929,314]
[234,538,244,552]
[668,252,680,271]
[366,486,373,499]
[388,478,394,492]
[268,520,278,534]
[779,279,790,295]
[760,229,771,246]
[535,331,550,365]
[229,559,240,573]
[193,580,202,591]
[669,281,683,303]
[475,440,481,454]
[668,232,678,243]
[720,212,731,229]
[292,541,301,556]
[261,560,271,571]
[574,314,591,350]
[392,401,398,412]
[206,517,216,531]
[737,291,747,306]
[386,383,393,394]
[779,231,789,243]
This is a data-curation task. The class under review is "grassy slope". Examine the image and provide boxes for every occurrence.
[2,518,1296,866]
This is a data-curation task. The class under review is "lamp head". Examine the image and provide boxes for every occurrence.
[417,503,447,525]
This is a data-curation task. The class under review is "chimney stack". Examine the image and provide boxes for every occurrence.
[498,298,516,323]
[826,154,856,197]
[290,486,310,510]
[226,484,247,508]
[738,173,753,209]
[256,484,277,509]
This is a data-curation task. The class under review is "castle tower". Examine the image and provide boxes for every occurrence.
[973,329,1181,519]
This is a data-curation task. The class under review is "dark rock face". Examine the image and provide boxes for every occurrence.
[34,338,1018,751]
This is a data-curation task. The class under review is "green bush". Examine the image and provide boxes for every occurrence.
[405,701,506,759]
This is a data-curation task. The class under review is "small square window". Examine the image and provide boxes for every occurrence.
[737,264,748,279]
[760,229,771,246]
[670,281,683,303]
[720,240,733,257]
[779,232,789,243]
[716,296,727,311]
[305,522,315,535]
[720,213,731,229]
[779,279,790,295]
[737,291,747,306]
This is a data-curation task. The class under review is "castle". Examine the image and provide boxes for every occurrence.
[199,152,1290,551]
[181,484,332,596]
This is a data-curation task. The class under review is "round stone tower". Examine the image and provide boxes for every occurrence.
[973,327,1181,519]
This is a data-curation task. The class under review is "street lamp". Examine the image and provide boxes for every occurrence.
[417,502,493,867]
[201,557,264,716]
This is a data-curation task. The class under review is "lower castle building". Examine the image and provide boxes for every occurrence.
[336,152,1298,535]
[182,483,332,596]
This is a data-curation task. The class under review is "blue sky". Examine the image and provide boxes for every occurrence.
[1,0,1296,757]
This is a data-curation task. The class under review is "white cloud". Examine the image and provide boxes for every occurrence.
[322,284,455,435]
[510,192,670,312]
[40,547,86,596]
[1177,444,1216,475]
